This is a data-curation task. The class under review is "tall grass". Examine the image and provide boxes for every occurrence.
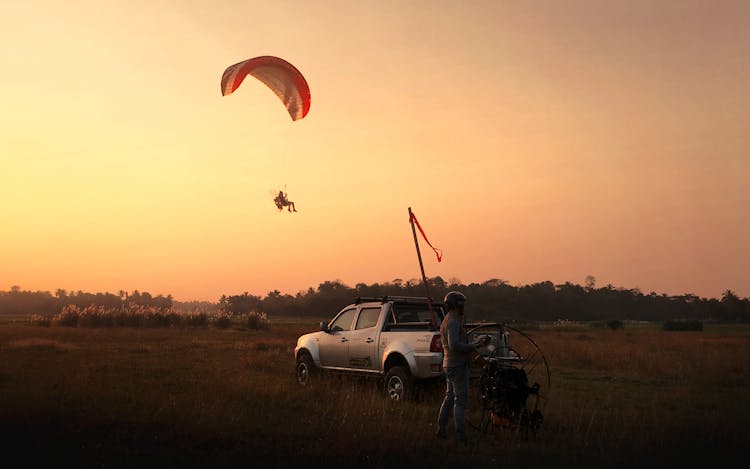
[0,321,747,467]
[28,304,269,330]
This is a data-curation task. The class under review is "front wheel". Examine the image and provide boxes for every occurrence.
[384,366,412,401]
[295,351,316,387]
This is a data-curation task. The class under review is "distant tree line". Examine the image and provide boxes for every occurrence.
[218,276,749,323]
[3,277,748,323]
[0,286,173,316]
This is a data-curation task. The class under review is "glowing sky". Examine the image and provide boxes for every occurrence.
[2,0,748,301]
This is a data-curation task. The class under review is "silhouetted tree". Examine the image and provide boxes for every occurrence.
[4,279,750,324]
[220,292,263,316]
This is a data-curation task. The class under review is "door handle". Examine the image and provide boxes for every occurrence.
[366,338,374,343]
[340,337,348,343]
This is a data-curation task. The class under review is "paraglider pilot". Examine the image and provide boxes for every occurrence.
[436,291,490,444]
[274,190,297,212]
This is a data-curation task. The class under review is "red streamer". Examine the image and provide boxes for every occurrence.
[410,213,443,262]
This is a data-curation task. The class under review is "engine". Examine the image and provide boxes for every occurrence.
[479,358,544,431]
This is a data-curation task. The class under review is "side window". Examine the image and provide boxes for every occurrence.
[330,308,356,332]
[355,307,381,330]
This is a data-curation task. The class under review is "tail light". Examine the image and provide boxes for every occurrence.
[429,334,443,353]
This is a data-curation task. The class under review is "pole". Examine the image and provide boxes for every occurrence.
[408,207,437,329]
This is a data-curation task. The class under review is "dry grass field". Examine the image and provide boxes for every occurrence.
[1,317,748,468]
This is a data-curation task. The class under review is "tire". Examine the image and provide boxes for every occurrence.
[295,351,316,387]
[384,366,412,401]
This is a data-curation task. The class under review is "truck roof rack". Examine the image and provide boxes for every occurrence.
[354,295,438,304]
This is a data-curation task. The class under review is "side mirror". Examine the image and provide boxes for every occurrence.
[320,321,329,333]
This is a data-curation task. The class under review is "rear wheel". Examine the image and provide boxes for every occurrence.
[295,351,316,387]
[384,366,412,401]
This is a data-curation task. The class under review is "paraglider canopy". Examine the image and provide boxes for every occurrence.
[221,55,311,121]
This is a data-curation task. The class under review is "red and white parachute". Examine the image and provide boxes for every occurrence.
[220,56,311,121]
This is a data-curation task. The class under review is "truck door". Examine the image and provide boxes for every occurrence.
[318,307,356,368]
[347,306,382,371]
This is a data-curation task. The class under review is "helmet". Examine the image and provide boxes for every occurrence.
[443,291,466,313]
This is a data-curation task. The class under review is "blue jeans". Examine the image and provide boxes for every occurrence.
[437,364,469,437]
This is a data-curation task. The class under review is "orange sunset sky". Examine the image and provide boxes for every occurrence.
[2,1,748,302]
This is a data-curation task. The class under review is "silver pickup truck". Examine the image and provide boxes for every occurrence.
[294,296,446,400]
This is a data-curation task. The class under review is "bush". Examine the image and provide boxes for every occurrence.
[53,305,80,327]
[212,311,233,329]
[607,320,624,330]
[143,311,172,328]
[243,311,269,330]
[113,311,143,327]
[185,312,209,327]
[79,306,114,328]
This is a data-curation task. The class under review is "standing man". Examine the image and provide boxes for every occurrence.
[436,291,488,444]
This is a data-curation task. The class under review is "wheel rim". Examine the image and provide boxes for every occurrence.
[296,362,308,386]
[387,376,403,400]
